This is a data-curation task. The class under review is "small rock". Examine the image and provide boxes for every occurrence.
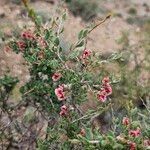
[23,106,38,127]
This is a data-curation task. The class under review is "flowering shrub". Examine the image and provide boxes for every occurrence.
[2,1,149,149]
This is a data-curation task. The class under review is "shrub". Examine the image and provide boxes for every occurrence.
[2,1,150,149]
[66,0,99,21]
[128,7,137,15]
[0,75,19,101]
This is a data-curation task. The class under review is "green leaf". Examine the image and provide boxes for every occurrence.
[76,40,84,48]
[107,135,115,143]
[82,29,88,38]
[131,121,140,128]
[78,30,84,40]
[45,29,50,40]
[101,140,107,147]
[49,59,59,69]
[131,107,138,116]
[69,50,80,59]
[62,12,67,21]
[54,37,60,46]
[113,143,124,149]
[78,29,88,40]
[85,128,92,140]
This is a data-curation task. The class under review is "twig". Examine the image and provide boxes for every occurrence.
[69,14,111,52]
[71,112,97,124]
[88,14,111,34]
[23,88,34,96]
[69,139,100,144]
[139,97,150,114]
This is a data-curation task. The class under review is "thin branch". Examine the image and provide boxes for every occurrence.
[88,14,111,34]
[23,88,34,96]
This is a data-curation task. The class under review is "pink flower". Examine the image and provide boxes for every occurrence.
[101,77,112,96]
[80,128,86,136]
[129,128,141,137]
[52,73,62,81]
[60,105,68,117]
[122,117,130,126]
[21,30,35,40]
[60,110,67,116]
[102,77,110,85]
[97,90,107,102]
[103,84,112,96]
[128,142,136,150]
[4,46,11,53]
[61,105,67,111]
[55,85,66,101]
[82,49,91,59]
[144,139,150,147]
[97,77,112,102]
[17,41,26,51]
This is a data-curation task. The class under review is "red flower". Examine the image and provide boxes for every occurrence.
[129,128,141,137]
[80,128,86,136]
[97,90,107,102]
[52,73,62,81]
[17,41,26,51]
[60,105,68,117]
[122,117,130,126]
[55,85,66,101]
[82,49,91,59]
[128,142,136,150]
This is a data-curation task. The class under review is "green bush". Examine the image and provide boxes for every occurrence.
[66,0,99,21]
[1,1,149,149]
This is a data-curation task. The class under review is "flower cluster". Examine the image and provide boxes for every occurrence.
[59,105,68,117]
[21,30,35,40]
[52,73,68,117]
[52,73,62,82]
[121,117,143,150]
[55,84,66,101]
[122,117,141,138]
[37,36,47,48]
[17,41,26,51]
[129,128,141,137]
[97,77,112,102]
